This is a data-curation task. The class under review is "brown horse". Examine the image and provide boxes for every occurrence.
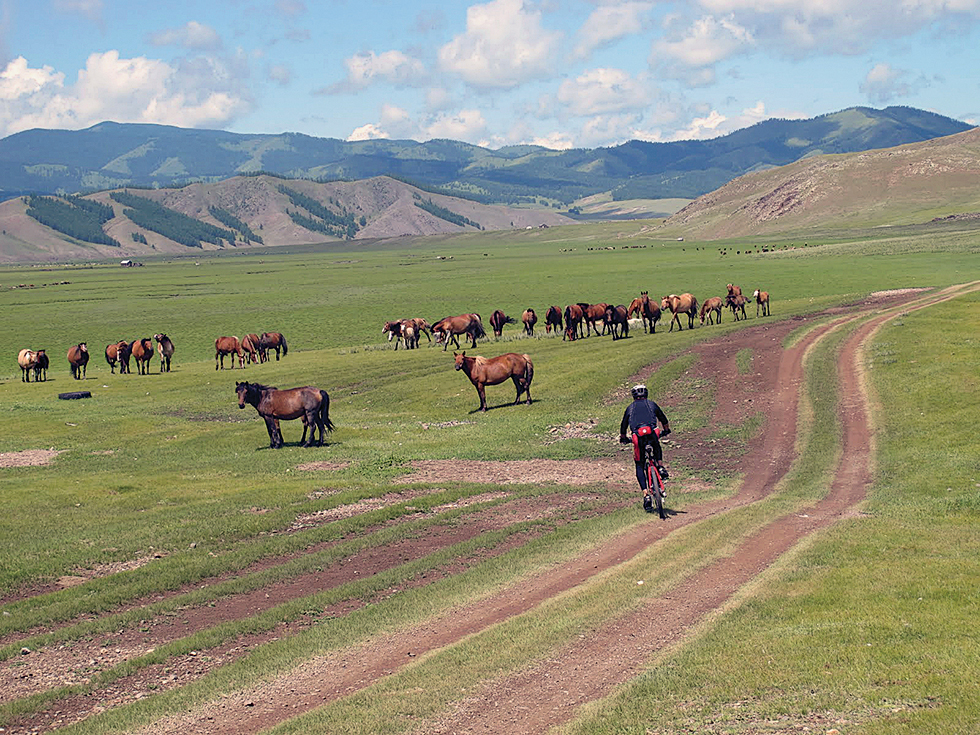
[603,304,630,340]
[628,291,661,334]
[130,338,154,375]
[522,308,537,336]
[67,343,89,380]
[754,289,771,317]
[661,294,699,332]
[544,305,562,335]
[153,333,175,372]
[259,332,288,361]
[563,303,585,341]
[580,302,609,336]
[727,293,747,321]
[105,340,131,374]
[18,349,39,382]
[403,317,432,344]
[489,309,516,338]
[236,381,334,448]
[453,351,533,412]
[432,313,486,351]
[215,336,244,370]
[699,296,724,326]
[241,333,261,364]
[727,283,742,299]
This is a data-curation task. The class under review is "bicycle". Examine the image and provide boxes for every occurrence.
[640,427,668,520]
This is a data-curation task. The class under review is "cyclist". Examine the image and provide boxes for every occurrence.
[619,384,671,510]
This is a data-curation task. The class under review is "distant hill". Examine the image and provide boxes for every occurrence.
[0,106,970,205]
[0,175,572,263]
[664,127,980,238]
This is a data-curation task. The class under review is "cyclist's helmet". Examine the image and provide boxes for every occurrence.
[631,384,648,400]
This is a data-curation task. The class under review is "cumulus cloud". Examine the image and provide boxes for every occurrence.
[859,62,925,104]
[347,122,388,141]
[424,109,487,140]
[148,21,223,51]
[574,1,654,59]
[556,68,651,116]
[330,50,427,92]
[438,0,562,89]
[0,52,251,137]
[652,14,754,85]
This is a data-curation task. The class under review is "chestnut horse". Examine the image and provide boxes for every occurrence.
[699,296,724,326]
[67,343,89,380]
[727,293,747,321]
[563,304,585,341]
[18,349,39,382]
[105,340,131,374]
[603,304,630,340]
[727,284,742,299]
[215,336,244,370]
[241,334,261,364]
[453,351,533,412]
[154,333,175,372]
[661,294,699,332]
[236,381,334,449]
[259,332,288,361]
[754,289,770,317]
[628,291,661,334]
[432,313,486,351]
[130,338,154,375]
[522,308,537,336]
[489,309,516,338]
[580,302,609,336]
[544,305,562,335]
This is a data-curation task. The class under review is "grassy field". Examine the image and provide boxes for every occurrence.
[1,218,978,733]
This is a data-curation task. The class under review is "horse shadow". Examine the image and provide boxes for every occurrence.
[467,398,539,414]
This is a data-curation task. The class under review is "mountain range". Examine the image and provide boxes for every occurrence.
[0,106,970,205]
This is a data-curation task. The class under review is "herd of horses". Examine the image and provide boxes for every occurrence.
[215,332,288,369]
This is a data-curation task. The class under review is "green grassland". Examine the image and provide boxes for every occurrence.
[0,218,978,733]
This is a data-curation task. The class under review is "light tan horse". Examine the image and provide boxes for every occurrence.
[522,308,537,336]
[453,351,534,412]
[18,349,39,382]
[754,289,770,317]
[699,296,724,325]
[661,293,699,332]
[215,336,244,370]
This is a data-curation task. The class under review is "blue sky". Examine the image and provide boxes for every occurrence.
[2,0,978,149]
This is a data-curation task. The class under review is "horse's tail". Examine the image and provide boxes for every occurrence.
[522,354,534,387]
[471,318,486,340]
[319,390,336,432]
[280,334,288,356]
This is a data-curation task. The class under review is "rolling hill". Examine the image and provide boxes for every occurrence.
[664,126,980,239]
[0,106,969,205]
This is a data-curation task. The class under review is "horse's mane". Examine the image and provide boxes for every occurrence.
[247,382,277,392]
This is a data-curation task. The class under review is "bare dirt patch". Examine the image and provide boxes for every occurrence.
[0,449,60,468]
[398,458,632,486]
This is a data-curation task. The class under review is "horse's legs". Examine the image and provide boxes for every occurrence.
[477,383,487,411]
[263,417,278,448]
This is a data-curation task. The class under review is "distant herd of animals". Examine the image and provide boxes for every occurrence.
[14,285,770,448]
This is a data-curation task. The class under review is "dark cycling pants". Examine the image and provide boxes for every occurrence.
[633,435,663,490]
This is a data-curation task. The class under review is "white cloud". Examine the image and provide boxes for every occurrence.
[652,15,754,84]
[267,64,292,86]
[424,109,487,140]
[859,62,925,104]
[347,123,389,141]
[529,131,575,149]
[574,1,654,59]
[337,50,426,90]
[148,21,223,51]
[438,0,562,89]
[425,87,453,111]
[556,68,651,116]
[0,52,251,137]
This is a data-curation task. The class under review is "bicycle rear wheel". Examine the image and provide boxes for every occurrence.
[651,466,666,519]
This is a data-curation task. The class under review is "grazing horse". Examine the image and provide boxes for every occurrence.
[489,309,516,338]
[236,381,334,449]
[580,302,609,336]
[522,308,537,336]
[260,332,288,361]
[34,350,48,382]
[154,333,175,372]
[661,294,699,332]
[727,293,748,321]
[628,291,661,334]
[17,349,39,382]
[453,351,533,412]
[754,289,771,317]
[105,340,131,374]
[563,303,585,341]
[215,336,244,370]
[603,304,630,340]
[241,334,261,364]
[403,317,432,344]
[432,313,486,351]
[130,338,154,375]
[699,297,724,326]
[67,343,89,380]
[544,305,562,335]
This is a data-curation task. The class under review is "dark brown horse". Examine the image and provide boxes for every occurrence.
[130,338,154,375]
[521,308,537,336]
[453,351,533,412]
[563,304,584,341]
[215,336,244,370]
[628,291,661,334]
[699,296,724,326]
[432,313,486,351]
[603,304,630,340]
[105,340,131,374]
[754,289,771,317]
[727,293,748,321]
[34,350,48,382]
[661,293,699,332]
[544,305,562,335]
[154,333,175,372]
[67,343,89,380]
[489,309,516,338]
[259,332,288,361]
[580,302,609,336]
[236,381,334,448]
